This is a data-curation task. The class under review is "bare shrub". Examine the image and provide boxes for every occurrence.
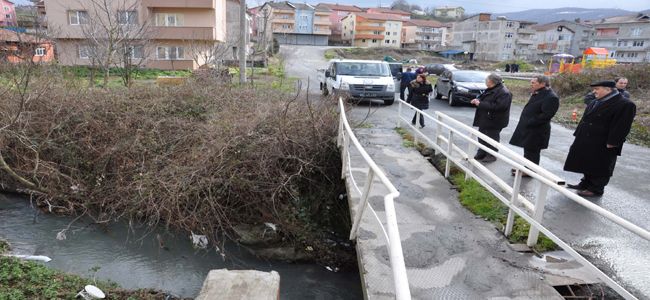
[0,71,344,253]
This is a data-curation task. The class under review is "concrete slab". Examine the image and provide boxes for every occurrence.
[345,126,568,299]
[195,269,280,300]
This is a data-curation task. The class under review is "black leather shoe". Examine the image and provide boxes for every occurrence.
[567,183,584,190]
[577,189,603,197]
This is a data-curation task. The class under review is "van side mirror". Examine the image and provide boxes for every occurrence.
[325,70,331,77]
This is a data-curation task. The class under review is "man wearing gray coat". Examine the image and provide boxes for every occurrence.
[509,75,559,174]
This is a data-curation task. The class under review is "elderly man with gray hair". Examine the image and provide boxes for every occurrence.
[470,73,512,162]
[509,75,560,175]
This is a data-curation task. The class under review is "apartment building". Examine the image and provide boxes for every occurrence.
[587,13,650,63]
[365,7,410,20]
[224,0,251,60]
[316,3,362,45]
[259,1,331,46]
[451,13,537,61]
[401,19,446,50]
[434,6,464,20]
[534,20,593,60]
[341,13,402,48]
[0,28,54,63]
[1,0,17,27]
[44,0,227,70]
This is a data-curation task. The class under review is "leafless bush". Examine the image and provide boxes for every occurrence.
[0,71,343,250]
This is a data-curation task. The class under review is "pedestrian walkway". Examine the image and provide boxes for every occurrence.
[345,124,587,299]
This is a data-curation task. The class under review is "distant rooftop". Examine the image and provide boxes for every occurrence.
[317,3,363,12]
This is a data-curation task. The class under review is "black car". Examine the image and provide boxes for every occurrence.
[432,70,489,106]
[424,63,457,76]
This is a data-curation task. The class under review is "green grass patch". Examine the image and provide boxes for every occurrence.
[324,49,339,60]
[0,239,9,254]
[449,171,557,252]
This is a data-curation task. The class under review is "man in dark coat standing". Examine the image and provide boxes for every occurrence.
[509,75,559,172]
[470,73,512,162]
[583,77,630,105]
[564,80,637,197]
[400,67,416,101]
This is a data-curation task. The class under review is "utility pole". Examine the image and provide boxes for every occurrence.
[239,0,247,84]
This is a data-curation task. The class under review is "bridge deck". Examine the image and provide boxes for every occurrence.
[345,125,579,299]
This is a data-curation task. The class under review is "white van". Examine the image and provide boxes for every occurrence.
[318,59,396,105]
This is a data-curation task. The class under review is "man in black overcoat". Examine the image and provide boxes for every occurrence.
[470,73,512,162]
[564,80,637,197]
[509,75,559,172]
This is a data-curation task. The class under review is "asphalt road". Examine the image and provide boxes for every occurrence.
[281,45,650,298]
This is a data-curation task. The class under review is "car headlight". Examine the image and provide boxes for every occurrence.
[386,83,395,92]
[340,82,349,90]
[456,86,469,93]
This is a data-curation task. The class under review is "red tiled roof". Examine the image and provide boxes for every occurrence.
[403,19,443,27]
[318,3,363,12]
[355,12,404,22]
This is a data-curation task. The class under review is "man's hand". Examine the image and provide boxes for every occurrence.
[470,99,480,106]
[606,144,617,148]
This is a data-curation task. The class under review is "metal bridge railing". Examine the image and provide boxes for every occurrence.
[337,98,411,300]
[397,99,650,300]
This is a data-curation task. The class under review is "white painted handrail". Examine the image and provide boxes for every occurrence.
[338,98,411,300]
[397,98,650,300]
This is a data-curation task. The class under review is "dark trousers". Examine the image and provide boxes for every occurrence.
[412,111,424,126]
[400,84,408,101]
[579,153,618,194]
[476,128,501,157]
[524,148,541,165]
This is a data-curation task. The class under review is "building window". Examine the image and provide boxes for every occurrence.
[362,39,366,42]
[156,46,184,60]
[3,6,9,11]
[631,28,641,36]
[633,40,644,47]
[503,43,512,49]
[301,15,308,20]
[78,45,90,59]
[35,47,46,56]
[281,24,290,29]
[505,32,513,38]
[385,40,390,44]
[5,14,10,19]
[373,31,380,35]
[155,13,183,26]
[372,39,377,43]
[124,45,144,59]
[392,40,396,44]
[69,10,89,25]
[617,40,628,47]
[506,21,513,28]
[386,32,390,35]
[118,10,138,25]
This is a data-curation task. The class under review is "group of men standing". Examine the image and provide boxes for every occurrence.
[470,75,636,197]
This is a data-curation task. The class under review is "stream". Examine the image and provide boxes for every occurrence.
[0,193,363,299]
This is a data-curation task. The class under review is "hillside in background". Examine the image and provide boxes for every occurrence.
[484,7,640,23]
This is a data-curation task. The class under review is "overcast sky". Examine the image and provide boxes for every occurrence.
[12,0,648,14]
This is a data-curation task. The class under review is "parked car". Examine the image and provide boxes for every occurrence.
[318,59,396,105]
[425,63,457,76]
[432,70,489,106]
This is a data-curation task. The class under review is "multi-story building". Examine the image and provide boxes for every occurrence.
[1,28,54,63]
[587,13,650,63]
[316,3,362,45]
[434,6,464,20]
[0,0,17,27]
[533,20,593,60]
[365,7,410,20]
[44,0,227,70]
[224,0,251,60]
[259,1,331,46]
[451,13,537,61]
[401,19,446,50]
[341,12,402,48]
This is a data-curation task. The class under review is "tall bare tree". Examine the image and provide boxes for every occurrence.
[77,0,152,87]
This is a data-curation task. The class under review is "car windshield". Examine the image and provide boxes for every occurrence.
[453,71,488,82]
[336,62,391,76]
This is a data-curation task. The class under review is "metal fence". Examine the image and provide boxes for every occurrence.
[337,98,411,300]
[396,99,650,300]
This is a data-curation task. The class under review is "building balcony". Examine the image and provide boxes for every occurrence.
[143,0,215,9]
[354,34,384,40]
[272,19,295,24]
[315,11,330,16]
[273,28,294,33]
[314,28,332,35]
[356,25,385,31]
[313,19,331,26]
[516,38,534,45]
[152,26,216,40]
[517,28,536,35]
